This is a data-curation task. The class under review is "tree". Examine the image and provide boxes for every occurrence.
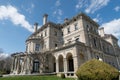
[0,48,12,74]
[76,59,119,80]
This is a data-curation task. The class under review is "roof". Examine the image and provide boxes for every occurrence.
[26,22,61,41]
[104,34,118,41]
[62,12,99,28]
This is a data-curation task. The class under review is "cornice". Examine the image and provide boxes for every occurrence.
[62,12,99,28]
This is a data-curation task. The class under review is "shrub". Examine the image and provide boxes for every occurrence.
[0,74,2,77]
[76,59,119,80]
[60,73,65,79]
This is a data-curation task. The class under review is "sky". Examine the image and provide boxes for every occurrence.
[0,0,120,56]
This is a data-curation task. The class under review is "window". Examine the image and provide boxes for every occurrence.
[107,47,109,53]
[93,38,97,47]
[55,43,57,47]
[45,30,47,36]
[54,31,57,36]
[87,25,89,31]
[61,31,63,36]
[35,44,40,51]
[74,23,78,30]
[41,33,43,37]
[75,38,79,41]
[67,27,70,34]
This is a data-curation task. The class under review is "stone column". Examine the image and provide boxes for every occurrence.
[64,58,67,73]
[16,57,20,74]
[73,56,79,72]
[56,59,59,73]
[26,57,31,74]
[73,46,79,72]
[22,56,27,74]
[14,57,17,71]
[11,57,15,73]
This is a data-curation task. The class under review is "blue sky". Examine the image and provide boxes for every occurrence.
[0,0,120,55]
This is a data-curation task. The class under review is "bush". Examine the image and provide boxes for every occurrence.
[76,59,119,80]
[0,71,7,74]
[60,73,65,79]
[0,74,2,77]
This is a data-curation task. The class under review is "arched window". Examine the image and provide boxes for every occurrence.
[93,38,97,47]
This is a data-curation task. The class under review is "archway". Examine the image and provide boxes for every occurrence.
[33,59,40,73]
[67,53,74,71]
[58,55,64,72]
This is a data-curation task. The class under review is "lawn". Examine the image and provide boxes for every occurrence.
[0,75,76,80]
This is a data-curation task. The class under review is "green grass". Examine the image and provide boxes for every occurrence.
[0,75,76,80]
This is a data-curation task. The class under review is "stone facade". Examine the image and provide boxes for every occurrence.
[11,13,120,77]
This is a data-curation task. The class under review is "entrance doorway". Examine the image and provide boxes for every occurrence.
[33,60,39,73]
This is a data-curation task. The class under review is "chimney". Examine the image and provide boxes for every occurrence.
[99,27,105,37]
[34,23,38,32]
[43,14,48,25]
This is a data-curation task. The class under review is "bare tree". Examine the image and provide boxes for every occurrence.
[0,48,12,74]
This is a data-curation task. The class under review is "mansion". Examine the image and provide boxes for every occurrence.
[11,13,120,77]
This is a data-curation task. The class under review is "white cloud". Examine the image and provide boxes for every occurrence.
[114,6,120,12]
[53,9,63,16]
[53,0,63,23]
[85,0,110,13]
[93,18,99,22]
[55,0,61,7]
[0,53,9,60]
[101,18,120,38]
[26,3,35,14]
[31,3,35,9]
[76,0,110,14]
[0,5,33,32]
[93,14,102,23]
[76,0,88,9]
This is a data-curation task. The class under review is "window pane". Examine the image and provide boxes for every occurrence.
[35,44,40,51]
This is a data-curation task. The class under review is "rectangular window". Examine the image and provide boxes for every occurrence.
[61,31,63,36]
[55,43,57,47]
[41,33,43,37]
[35,44,40,51]
[45,30,47,36]
[67,27,70,34]
[54,31,57,36]
[74,23,78,30]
